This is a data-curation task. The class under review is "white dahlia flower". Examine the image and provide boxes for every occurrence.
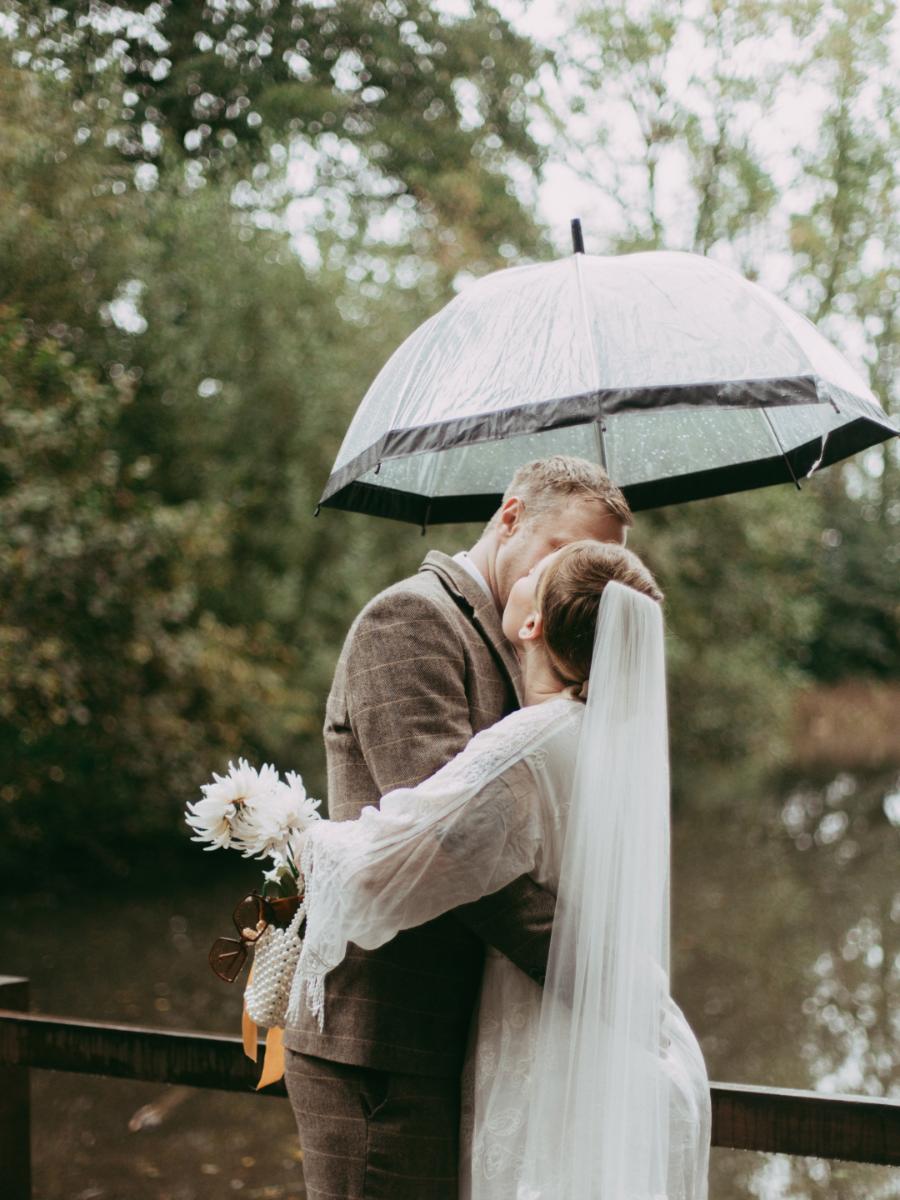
[185,758,281,851]
[187,760,321,872]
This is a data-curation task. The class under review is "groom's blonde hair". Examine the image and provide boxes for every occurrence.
[537,541,663,685]
[487,456,633,531]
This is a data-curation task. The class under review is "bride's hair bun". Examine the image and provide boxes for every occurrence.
[537,541,663,686]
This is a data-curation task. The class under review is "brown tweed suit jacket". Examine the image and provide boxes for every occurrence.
[284,551,556,1077]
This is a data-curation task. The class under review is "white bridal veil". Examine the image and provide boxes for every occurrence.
[518,581,709,1200]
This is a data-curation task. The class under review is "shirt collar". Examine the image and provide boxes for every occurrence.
[452,550,492,600]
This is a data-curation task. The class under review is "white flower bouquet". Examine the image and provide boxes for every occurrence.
[186,758,322,1029]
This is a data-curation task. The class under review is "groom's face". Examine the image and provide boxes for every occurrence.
[494,497,626,610]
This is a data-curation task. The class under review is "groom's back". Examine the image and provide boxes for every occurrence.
[326,565,516,820]
[283,550,520,1077]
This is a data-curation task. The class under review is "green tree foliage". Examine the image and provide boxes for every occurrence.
[1,0,897,885]
[117,179,446,718]
[0,5,543,876]
[0,57,134,343]
[781,0,900,687]
[9,0,546,275]
[553,0,899,780]
[0,307,305,873]
[634,488,821,773]
[806,474,900,680]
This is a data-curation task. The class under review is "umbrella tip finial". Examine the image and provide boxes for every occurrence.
[571,218,585,254]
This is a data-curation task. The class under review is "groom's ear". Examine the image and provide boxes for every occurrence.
[498,495,525,538]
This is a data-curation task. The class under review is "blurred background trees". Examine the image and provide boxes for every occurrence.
[1,0,897,879]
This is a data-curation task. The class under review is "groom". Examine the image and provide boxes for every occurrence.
[284,455,632,1199]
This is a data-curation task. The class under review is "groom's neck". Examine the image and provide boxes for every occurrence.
[466,539,500,611]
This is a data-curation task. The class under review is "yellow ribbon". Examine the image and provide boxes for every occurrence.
[256,1026,285,1090]
[241,964,286,1089]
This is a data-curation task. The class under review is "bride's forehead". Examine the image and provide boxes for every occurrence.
[522,547,566,580]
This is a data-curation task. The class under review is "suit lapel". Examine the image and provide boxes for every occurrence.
[420,551,524,705]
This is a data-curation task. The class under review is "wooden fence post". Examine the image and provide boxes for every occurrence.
[0,976,31,1200]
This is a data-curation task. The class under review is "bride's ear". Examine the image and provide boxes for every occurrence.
[518,610,543,643]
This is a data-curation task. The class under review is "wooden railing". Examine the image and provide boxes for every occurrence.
[2,974,899,1198]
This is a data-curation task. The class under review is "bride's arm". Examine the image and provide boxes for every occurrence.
[296,711,562,1011]
[339,588,556,985]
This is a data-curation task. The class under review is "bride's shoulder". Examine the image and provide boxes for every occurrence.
[430,697,580,794]
[471,696,582,759]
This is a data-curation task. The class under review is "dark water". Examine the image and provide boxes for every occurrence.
[2,764,899,1200]
[673,764,900,1199]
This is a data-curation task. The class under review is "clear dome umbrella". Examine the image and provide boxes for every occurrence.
[318,233,897,526]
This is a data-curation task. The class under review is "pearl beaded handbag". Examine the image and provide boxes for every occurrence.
[244,901,306,1029]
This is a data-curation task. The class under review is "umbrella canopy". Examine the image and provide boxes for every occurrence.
[319,250,897,525]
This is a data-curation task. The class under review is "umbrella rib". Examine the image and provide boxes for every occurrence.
[761,407,802,491]
[745,281,840,411]
[573,253,608,470]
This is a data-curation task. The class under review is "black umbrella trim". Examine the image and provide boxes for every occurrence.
[320,414,896,525]
[320,374,893,516]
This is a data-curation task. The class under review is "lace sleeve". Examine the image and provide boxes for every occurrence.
[291,699,574,1027]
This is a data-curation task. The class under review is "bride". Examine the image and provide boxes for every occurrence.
[288,539,711,1200]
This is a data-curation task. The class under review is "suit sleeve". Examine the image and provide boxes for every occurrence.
[344,588,554,985]
[451,873,553,985]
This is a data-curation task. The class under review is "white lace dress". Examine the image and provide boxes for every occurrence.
[294,696,709,1200]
